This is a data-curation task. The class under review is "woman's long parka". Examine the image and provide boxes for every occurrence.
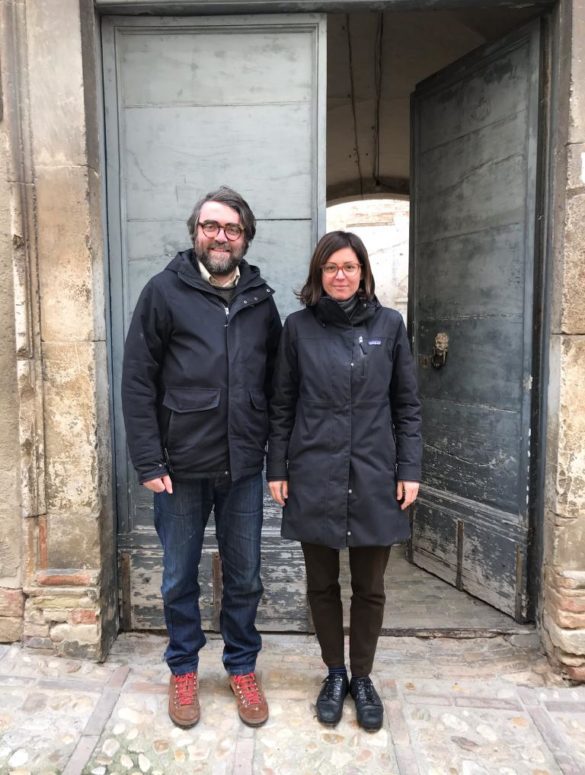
[266,296,422,549]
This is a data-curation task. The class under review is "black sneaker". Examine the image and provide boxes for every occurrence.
[350,676,383,731]
[315,673,349,726]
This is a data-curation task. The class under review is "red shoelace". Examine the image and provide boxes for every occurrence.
[175,672,197,706]
[232,673,261,705]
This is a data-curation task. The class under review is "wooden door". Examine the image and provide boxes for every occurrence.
[103,14,326,629]
[410,21,542,620]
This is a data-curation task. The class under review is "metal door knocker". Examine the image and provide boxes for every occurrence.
[431,332,449,369]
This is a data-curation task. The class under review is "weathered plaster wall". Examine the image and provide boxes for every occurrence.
[0,7,24,640]
[0,0,117,658]
[542,0,585,681]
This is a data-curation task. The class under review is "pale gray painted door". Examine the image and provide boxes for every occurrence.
[409,22,542,620]
[103,15,326,629]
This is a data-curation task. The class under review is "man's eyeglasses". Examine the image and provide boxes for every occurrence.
[322,263,362,276]
[198,220,244,241]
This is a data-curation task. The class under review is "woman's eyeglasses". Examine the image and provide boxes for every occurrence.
[322,263,362,276]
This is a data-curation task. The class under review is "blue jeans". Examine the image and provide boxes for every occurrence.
[153,473,263,676]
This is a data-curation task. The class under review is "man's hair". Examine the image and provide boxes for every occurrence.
[297,230,376,307]
[187,186,257,246]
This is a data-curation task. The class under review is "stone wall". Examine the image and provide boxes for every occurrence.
[541,0,585,681]
[0,0,116,659]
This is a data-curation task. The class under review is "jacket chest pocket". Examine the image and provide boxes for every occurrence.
[354,335,391,389]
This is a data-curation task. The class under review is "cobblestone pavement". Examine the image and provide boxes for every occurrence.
[1,631,584,775]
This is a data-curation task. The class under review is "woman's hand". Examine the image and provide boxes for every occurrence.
[396,480,419,510]
[269,480,289,506]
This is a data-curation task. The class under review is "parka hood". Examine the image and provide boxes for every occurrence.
[311,294,381,327]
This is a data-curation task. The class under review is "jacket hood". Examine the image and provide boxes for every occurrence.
[165,249,265,292]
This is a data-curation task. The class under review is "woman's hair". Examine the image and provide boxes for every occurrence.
[297,230,375,307]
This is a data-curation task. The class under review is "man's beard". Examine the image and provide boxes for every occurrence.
[194,236,246,277]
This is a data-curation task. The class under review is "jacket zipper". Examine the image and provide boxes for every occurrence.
[225,304,231,477]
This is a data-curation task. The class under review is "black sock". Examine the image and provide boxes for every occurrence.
[328,666,348,678]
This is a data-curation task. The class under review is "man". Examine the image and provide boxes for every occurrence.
[122,186,281,729]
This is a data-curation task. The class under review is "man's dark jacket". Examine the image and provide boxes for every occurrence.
[267,296,422,548]
[122,250,282,484]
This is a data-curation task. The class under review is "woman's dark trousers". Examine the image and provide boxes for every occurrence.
[301,543,391,676]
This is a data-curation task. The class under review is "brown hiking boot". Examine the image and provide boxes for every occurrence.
[169,672,200,728]
[229,672,269,726]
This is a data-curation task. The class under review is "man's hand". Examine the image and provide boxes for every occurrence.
[268,480,288,506]
[143,474,173,494]
[396,480,419,510]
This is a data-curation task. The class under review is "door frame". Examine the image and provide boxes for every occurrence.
[95,0,555,14]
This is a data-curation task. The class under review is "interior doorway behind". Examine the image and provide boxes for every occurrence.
[327,198,410,321]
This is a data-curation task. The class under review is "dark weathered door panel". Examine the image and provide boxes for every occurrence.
[410,22,542,620]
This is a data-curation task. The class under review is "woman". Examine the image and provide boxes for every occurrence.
[267,231,422,732]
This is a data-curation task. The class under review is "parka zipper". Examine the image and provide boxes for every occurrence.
[346,330,359,547]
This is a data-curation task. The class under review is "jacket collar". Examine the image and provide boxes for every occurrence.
[311,294,380,327]
[167,249,269,296]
